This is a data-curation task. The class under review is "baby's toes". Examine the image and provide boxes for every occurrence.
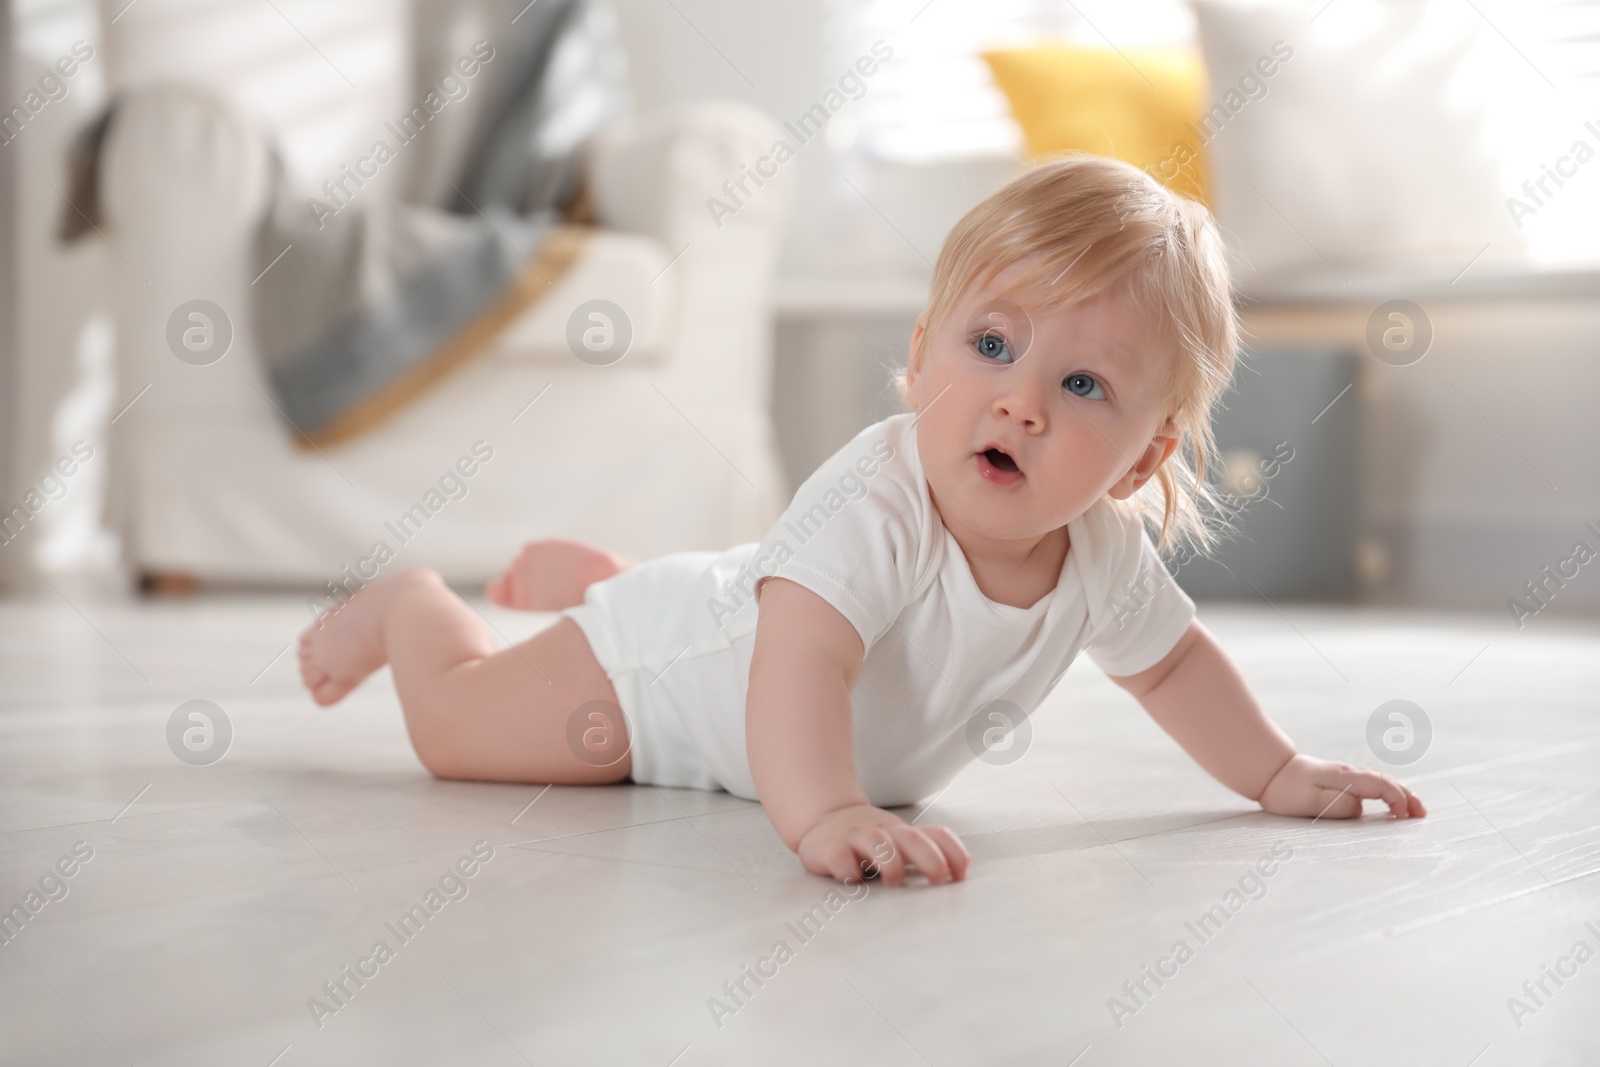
[310,677,352,706]
[502,569,537,610]
[299,658,326,691]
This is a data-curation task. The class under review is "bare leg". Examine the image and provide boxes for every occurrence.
[485,538,637,611]
[298,569,631,784]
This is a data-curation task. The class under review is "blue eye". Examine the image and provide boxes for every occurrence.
[1064,373,1105,400]
[974,332,1014,364]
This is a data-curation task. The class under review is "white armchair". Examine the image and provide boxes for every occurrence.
[96,84,791,589]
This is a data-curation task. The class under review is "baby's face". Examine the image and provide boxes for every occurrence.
[904,259,1180,544]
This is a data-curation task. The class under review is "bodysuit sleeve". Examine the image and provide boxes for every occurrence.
[744,417,930,654]
[1083,515,1197,678]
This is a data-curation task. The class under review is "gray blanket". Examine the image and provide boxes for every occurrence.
[252,0,631,444]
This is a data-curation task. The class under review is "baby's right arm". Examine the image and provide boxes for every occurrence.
[746,577,971,887]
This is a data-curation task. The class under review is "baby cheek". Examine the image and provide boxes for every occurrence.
[1040,465,1099,510]
[1085,414,1143,466]
[1040,430,1119,498]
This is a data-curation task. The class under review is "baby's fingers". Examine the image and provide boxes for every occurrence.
[920,825,972,882]
[886,826,953,885]
[813,839,865,886]
[1320,764,1421,819]
[852,826,907,885]
[1312,786,1363,820]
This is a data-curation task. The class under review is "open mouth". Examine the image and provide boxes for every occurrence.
[983,447,1019,473]
[976,445,1024,485]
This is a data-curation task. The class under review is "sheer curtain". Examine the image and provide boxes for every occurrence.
[1497,0,1600,264]
[824,0,1195,163]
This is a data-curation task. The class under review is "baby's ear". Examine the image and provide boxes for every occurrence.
[1107,424,1180,499]
[904,311,930,392]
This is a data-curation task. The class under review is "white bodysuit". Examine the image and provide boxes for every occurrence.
[559,412,1195,808]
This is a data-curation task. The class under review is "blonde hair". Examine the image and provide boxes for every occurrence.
[894,152,1238,555]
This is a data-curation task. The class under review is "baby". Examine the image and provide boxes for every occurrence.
[299,154,1426,888]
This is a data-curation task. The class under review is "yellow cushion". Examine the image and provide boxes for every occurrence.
[982,45,1211,206]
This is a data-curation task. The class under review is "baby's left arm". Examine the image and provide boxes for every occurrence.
[1106,619,1426,820]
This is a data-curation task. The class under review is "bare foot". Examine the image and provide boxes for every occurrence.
[298,574,410,706]
[485,538,634,611]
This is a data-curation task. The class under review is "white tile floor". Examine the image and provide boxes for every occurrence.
[1,595,1597,1066]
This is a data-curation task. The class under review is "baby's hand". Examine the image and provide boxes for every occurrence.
[796,804,971,887]
[1259,754,1427,820]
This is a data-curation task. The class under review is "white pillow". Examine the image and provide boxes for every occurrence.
[1191,0,1526,282]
